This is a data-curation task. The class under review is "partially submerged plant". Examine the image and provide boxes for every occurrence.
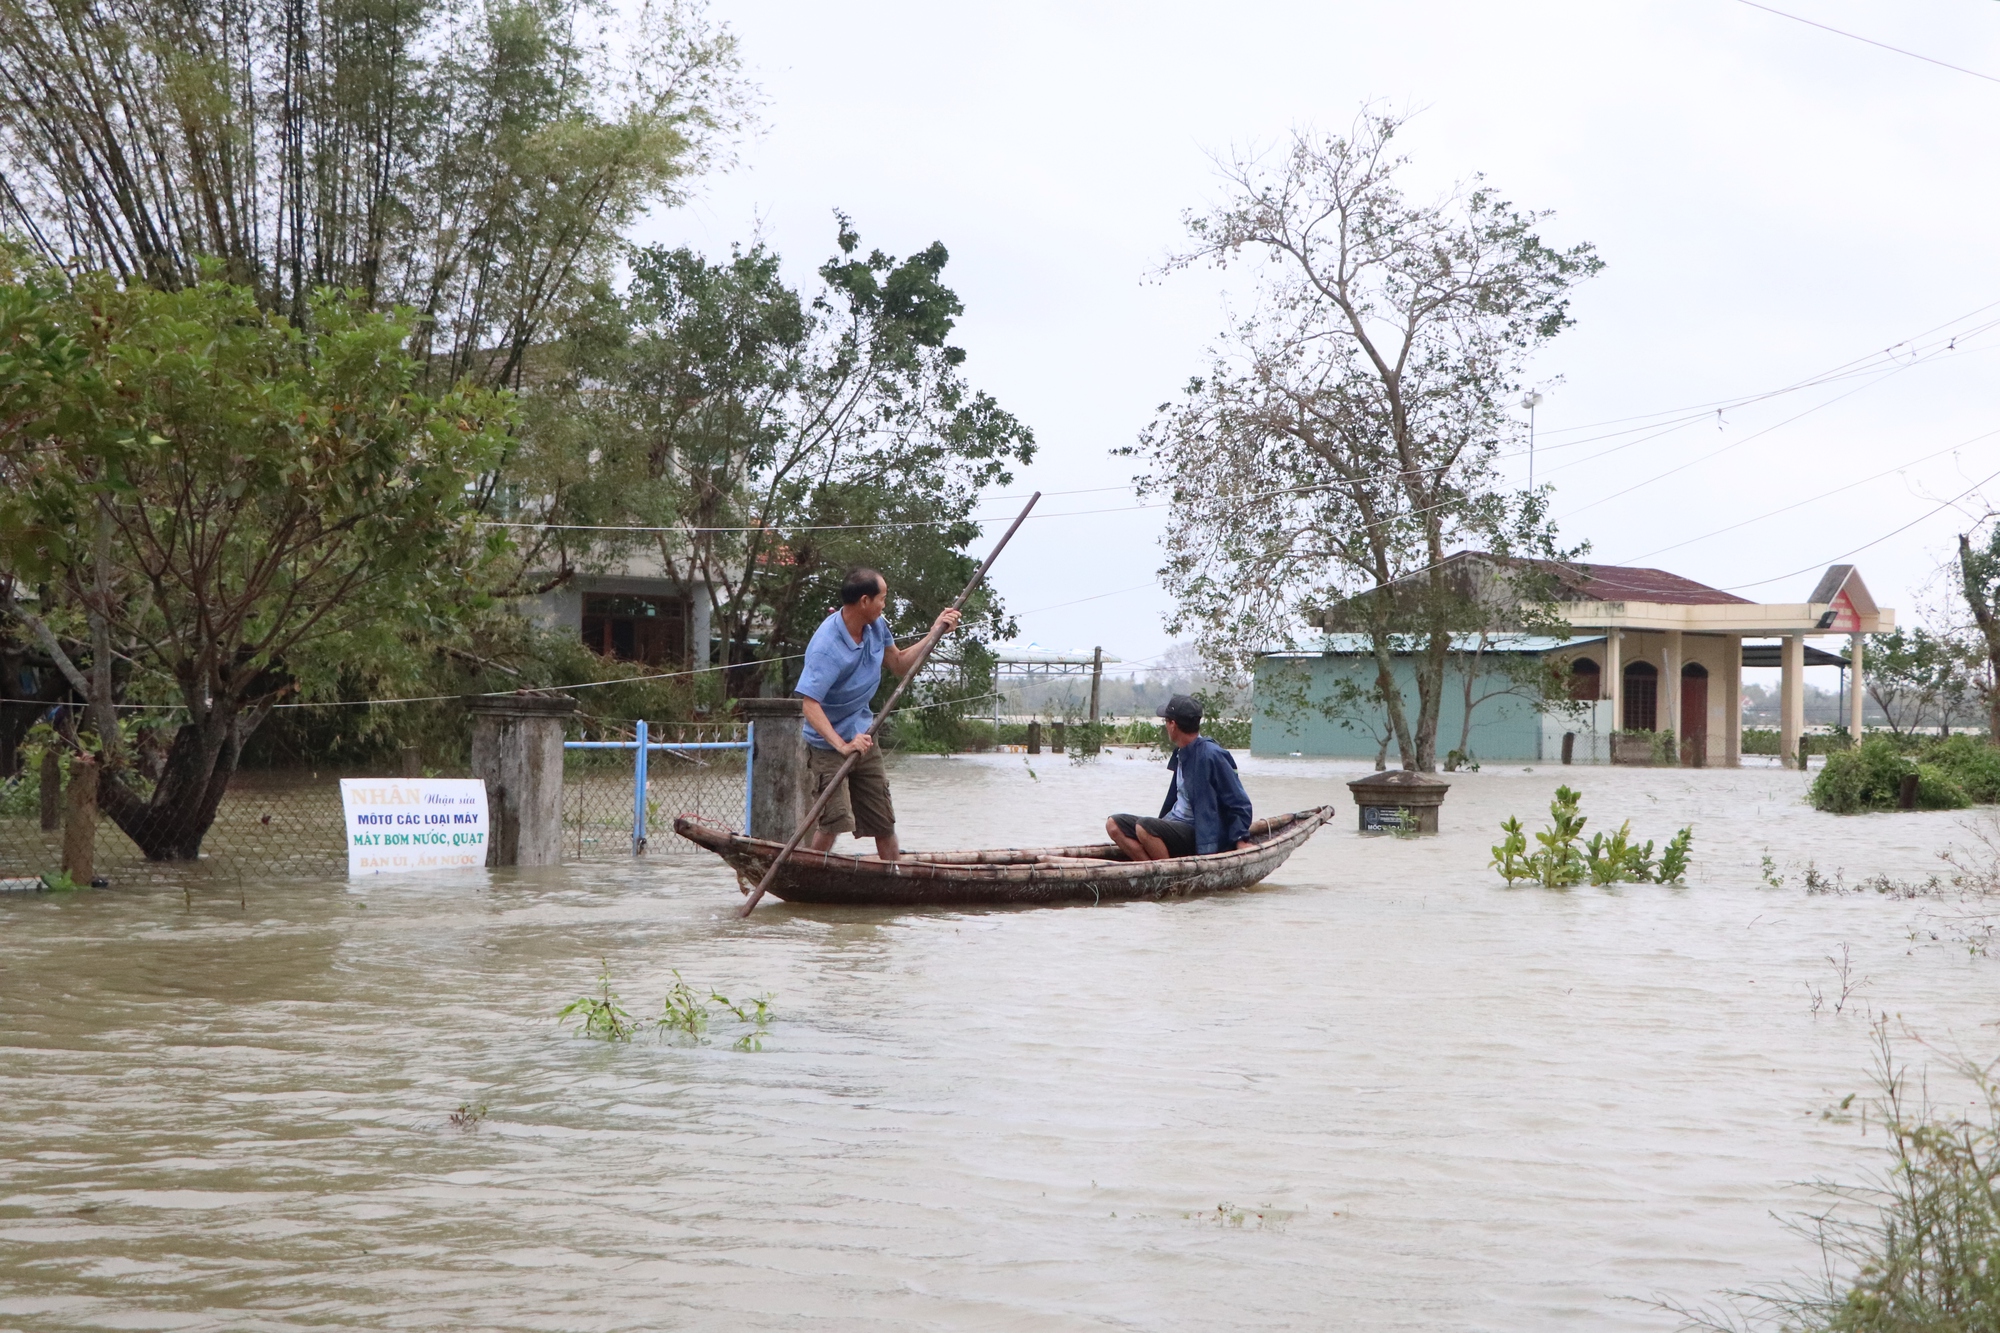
[558,960,640,1042]
[656,971,710,1042]
[711,990,775,1051]
[1491,786,1692,887]
[1664,1021,2000,1331]
[448,1102,488,1130]
[559,963,775,1050]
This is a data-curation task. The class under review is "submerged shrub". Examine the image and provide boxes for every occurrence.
[1812,737,1970,814]
[1672,1024,2000,1331]
[1491,786,1692,887]
[1924,734,2000,804]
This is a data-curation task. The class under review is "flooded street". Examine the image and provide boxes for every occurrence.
[3,752,1996,1331]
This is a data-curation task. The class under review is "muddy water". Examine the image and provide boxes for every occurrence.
[3,752,1996,1331]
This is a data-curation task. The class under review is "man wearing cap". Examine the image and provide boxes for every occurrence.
[795,566,959,862]
[1105,694,1254,860]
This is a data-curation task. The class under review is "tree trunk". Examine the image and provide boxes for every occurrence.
[95,709,251,860]
[1366,631,1416,769]
[1959,534,2000,742]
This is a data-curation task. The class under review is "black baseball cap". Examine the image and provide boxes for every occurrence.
[1156,694,1202,727]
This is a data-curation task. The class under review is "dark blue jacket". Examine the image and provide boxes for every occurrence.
[1161,736,1254,854]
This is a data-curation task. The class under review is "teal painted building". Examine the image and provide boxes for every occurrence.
[1251,636,1614,763]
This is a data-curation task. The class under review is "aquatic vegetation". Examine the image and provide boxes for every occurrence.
[559,962,775,1050]
[558,961,641,1042]
[448,1102,488,1130]
[1492,786,1692,887]
[1804,943,1866,1016]
[1938,812,2000,894]
[656,971,709,1041]
[1761,854,1786,889]
[1668,1022,2000,1331]
[710,991,775,1051]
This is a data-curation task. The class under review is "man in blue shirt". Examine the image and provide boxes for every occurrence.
[794,567,959,861]
[1106,694,1253,860]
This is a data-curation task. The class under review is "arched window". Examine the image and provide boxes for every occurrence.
[1681,662,1709,679]
[1623,661,1658,731]
[1567,656,1601,701]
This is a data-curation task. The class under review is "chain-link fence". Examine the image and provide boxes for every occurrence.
[563,721,750,861]
[0,765,446,887]
[0,717,750,885]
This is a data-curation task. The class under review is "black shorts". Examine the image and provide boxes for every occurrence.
[1110,814,1197,858]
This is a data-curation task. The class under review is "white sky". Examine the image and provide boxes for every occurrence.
[639,0,2000,676]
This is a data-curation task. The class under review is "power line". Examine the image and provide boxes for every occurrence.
[1551,360,1914,518]
[1720,463,2000,592]
[488,301,2000,539]
[1614,425,2000,565]
[1735,0,2000,86]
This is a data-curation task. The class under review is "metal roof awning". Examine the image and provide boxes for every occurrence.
[1742,643,1847,668]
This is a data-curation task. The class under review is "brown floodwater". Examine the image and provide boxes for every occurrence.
[3,751,1996,1331]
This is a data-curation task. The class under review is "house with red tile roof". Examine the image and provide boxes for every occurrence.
[1251,554,1892,767]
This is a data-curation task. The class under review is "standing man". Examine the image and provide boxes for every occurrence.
[795,567,959,861]
[1105,694,1253,860]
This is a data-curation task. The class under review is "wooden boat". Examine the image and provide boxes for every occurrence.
[671,806,1338,908]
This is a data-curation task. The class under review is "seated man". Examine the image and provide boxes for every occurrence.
[1106,694,1253,860]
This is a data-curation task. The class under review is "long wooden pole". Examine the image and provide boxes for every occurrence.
[738,492,1042,917]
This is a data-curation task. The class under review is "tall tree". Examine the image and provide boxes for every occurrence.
[1957,528,2000,742]
[0,0,749,388]
[0,270,512,857]
[516,220,1036,690]
[1127,112,1600,770]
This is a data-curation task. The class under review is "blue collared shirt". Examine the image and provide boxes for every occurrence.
[794,610,895,750]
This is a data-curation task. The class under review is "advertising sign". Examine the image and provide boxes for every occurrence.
[338,778,489,877]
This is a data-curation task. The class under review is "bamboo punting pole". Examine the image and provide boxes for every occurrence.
[737,492,1041,917]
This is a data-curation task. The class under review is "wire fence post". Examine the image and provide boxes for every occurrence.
[632,718,649,856]
[742,720,755,834]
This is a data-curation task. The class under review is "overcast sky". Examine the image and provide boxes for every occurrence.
[640,0,2000,675]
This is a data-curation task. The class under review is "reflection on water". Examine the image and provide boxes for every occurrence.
[2,751,1994,1330]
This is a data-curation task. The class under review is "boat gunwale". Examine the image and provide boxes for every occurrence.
[671,806,1336,884]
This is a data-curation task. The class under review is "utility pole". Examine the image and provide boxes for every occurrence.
[1523,391,1544,491]
[1089,647,1102,724]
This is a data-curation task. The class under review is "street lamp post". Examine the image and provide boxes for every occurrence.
[1523,391,1544,491]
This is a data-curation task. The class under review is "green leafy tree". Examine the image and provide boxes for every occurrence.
[1852,626,1978,738]
[519,221,1036,693]
[0,0,750,387]
[1127,111,1601,771]
[0,270,511,858]
[1958,526,2000,742]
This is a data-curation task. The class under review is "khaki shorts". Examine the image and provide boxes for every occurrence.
[807,744,896,839]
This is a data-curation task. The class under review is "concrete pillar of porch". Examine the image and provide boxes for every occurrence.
[468,693,577,867]
[1849,632,1866,738]
[1725,635,1744,767]
[1606,629,1623,734]
[1780,635,1805,768]
[1663,629,1683,748]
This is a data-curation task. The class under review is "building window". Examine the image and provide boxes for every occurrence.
[1622,661,1658,731]
[582,594,685,665]
[1567,656,1601,701]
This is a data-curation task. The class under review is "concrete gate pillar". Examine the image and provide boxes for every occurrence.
[468,693,577,867]
[737,697,807,843]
